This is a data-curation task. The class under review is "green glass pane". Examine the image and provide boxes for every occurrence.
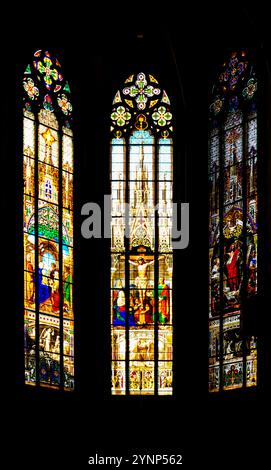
[63,81,71,93]
[25,64,31,74]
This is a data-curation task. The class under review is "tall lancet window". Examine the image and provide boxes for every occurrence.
[209,51,258,392]
[23,50,74,390]
[110,73,173,396]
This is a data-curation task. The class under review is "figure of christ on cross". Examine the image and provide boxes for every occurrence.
[128,255,164,304]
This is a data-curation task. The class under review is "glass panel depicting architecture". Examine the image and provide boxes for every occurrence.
[208,51,258,392]
[110,73,173,395]
[23,50,74,390]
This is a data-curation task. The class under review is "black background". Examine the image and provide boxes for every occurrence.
[1,4,270,467]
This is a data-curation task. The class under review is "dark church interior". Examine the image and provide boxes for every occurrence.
[1,5,270,466]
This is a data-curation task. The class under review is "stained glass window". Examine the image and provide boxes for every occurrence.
[23,50,74,390]
[110,73,173,395]
[209,51,258,391]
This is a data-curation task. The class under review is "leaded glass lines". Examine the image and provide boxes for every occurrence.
[111,73,173,396]
[23,50,74,390]
[208,51,258,392]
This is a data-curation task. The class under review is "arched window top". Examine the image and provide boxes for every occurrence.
[209,50,257,117]
[23,50,72,128]
[110,72,173,138]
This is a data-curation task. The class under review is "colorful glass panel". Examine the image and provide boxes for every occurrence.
[111,73,173,395]
[23,50,74,390]
[209,51,257,392]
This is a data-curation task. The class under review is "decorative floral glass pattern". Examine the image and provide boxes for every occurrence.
[219,51,248,91]
[123,72,161,110]
[243,78,257,100]
[57,94,72,116]
[111,106,131,126]
[152,106,172,127]
[33,50,63,91]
